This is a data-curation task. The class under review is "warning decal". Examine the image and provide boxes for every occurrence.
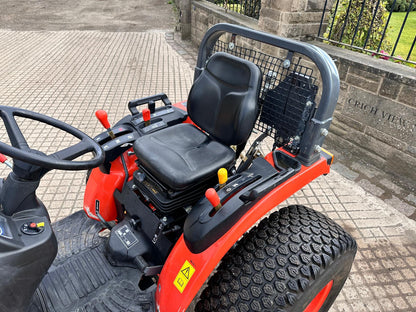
[173,260,196,293]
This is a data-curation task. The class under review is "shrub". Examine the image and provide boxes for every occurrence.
[326,0,391,51]
[386,0,416,12]
[212,0,261,19]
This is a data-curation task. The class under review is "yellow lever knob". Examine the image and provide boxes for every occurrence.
[218,168,228,186]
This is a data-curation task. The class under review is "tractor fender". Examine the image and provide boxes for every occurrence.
[155,154,330,312]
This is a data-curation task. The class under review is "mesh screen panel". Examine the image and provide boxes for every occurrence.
[209,40,318,154]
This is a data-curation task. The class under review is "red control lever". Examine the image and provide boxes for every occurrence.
[95,110,115,139]
[142,108,151,126]
[95,110,111,129]
[205,188,222,211]
[0,153,13,169]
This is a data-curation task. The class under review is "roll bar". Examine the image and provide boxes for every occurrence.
[195,23,340,166]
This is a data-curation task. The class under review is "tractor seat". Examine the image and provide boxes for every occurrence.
[134,52,262,191]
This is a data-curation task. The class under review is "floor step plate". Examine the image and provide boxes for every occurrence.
[29,211,155,312]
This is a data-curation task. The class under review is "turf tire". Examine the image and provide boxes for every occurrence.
[195,205,357,312]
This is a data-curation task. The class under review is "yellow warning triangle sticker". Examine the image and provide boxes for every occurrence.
[181,267,190,279]
[174,260,196,293]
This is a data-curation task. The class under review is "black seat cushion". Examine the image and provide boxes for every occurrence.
[133,123,235,191]
[134,53,262,193]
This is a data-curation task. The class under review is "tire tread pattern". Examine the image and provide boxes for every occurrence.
[195,205,356,312]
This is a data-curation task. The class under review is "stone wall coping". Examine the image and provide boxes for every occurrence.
[313,41,416,87]
[193,0,259,30]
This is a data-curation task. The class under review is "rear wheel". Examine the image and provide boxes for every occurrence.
[195,205,356,312]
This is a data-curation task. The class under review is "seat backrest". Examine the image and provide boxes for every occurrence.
[187,52,262,146]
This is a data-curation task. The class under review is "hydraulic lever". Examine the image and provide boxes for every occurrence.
[205,188,222,212]
[142,108,151,127]
[217,168,228,189]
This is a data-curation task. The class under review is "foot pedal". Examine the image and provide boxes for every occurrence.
[134,255,163,276]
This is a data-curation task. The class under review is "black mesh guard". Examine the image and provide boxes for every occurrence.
[210,40,318,154]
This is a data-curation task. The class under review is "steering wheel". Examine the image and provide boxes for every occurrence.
[0,106,104,170]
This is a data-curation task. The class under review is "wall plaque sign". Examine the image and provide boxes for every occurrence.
[343,87,415,143]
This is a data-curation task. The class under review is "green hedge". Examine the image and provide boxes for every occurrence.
[326,0,391,51]
[386,0,416,12]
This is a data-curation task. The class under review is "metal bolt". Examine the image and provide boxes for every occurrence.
[162,216,167,222]
[314,145,322,153]
[283,59,291,68]
[320,128,329,136]
[306,101,313,107]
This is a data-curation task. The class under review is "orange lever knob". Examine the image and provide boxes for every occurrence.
[95,110,111,129]
[205,188,221,211]
[0,153,13,169]
[142,108,151,122]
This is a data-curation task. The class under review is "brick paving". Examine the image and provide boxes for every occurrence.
[0,30,415,311]
[0,30,193,220]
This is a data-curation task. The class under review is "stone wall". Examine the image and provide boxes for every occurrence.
[314,42,416,191]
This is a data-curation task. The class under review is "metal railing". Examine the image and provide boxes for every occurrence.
[317,0,416,66]
[206,0,261,19]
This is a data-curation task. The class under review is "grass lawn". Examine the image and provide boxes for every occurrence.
[387,11,416,62]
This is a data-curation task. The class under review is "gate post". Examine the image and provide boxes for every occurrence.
[178,0,192,39]
[259,0,333,40]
